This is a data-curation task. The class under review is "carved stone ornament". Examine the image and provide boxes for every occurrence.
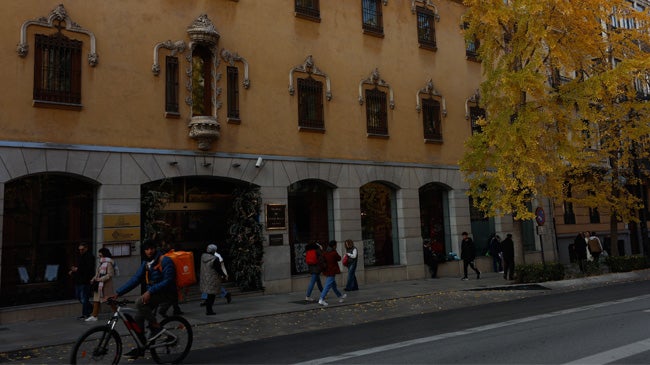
[288,55,332,100]
[416,78,446,116]
[187,14,220,46]
[359,68,395,109]
[188,116,221,151]
[151,40,187,75]
[411,0,440,21]
[17,4,98,66]
[465,89,481,119]
[221,49,250,88]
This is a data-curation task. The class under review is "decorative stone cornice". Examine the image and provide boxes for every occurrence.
[187,14,220,46]
[359,68,394,109]
[221,49,250,89]
[151,40,187,75]
[17,4,98,66]
[288,55,332,101]
[411,0,440,21]
[416,79,446,116]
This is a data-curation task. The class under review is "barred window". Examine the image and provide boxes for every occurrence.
[295,0,320,21]
[165,56,179,115]
[362,0,383,36]
[227,66,240,121]
[298,77,324,130]
[365,88,388,135]
[33,33,82,108]
[422,98,442,140]
[416,6,436,50]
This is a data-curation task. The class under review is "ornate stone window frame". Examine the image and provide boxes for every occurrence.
[221,49,251,89]
[17,4,98,67]
[411,0,440,20]
[416,79,446,116]
[185,14,221,151]
[465,89,480,120]
[288,55,332,101]
[358,68,394,109]
[151,40,187,76]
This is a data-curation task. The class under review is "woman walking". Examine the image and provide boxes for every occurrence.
[200,244,228,315]
[343,239,359,291]
[85,247,117,321]
[318,240,346,306]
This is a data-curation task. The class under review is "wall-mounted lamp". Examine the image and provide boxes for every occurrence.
[232,162,241,168]
[168,161,178,166]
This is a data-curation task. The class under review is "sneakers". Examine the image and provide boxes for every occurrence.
[318,298,328,306]
[226,292,232,304]
[124,348,145,359]
[84,316,98,322]
[338,294,347,303]
[461,277,469,281]
[305,296,315,302]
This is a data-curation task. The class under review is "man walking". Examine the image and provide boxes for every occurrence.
[69,242,95,320]
[460,232,481,280]
[501,233,515,280]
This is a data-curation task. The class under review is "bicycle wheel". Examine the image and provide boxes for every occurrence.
[150,316,193,364]
[70,326,122,364]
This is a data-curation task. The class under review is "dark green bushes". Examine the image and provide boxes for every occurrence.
[514,263,565,283]
[605,255,649,273]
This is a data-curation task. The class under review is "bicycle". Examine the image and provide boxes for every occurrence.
[70,298,193,364]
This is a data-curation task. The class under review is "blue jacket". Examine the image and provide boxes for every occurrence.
[116,251,176,296]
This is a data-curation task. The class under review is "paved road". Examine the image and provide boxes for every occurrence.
[185,281,650,364]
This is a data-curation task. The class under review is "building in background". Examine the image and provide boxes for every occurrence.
[0,1,551,320]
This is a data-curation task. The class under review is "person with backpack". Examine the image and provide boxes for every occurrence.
[112,239,176,359]
[304,241,324,302]
[488,234,503,273]
[588,232,604,262]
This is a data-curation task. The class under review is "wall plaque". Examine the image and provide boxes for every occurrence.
[266,204,286,230]
[269,234,284,246]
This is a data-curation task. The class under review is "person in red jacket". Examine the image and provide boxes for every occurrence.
[318,240,347,306]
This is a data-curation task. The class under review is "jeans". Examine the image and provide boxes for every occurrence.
[201,287,229,301]
[319,275,342,300]
[345,260,358,290]
[492,254,503,272]
[306,273,323,297]
[463,259,480,278]
[75,284,93,317]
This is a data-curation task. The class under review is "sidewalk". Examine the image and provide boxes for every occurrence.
[2,269,649,354]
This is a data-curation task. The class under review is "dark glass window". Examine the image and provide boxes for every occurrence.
[563,184,576,224]
[365,88,388,135]
[362,0,383,36]
[295,0,320,21]
[191,45,213,117]
[33,33,82,107]
[360,182,397,266]
[165,56,179,115]
[422,98,442,140]
[298,77,324,129]
[416,6,436,50]
[227,66,240,121]
[470,106,486,135]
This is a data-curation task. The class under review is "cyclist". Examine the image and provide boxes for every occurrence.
[111,239,176,359]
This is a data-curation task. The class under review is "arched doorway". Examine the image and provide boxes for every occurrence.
[360,181,399,266]
[288,179,335,275]
[1,173,96,307]
[419,183,451,255]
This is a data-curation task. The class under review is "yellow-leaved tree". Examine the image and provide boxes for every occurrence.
[460,0,650,255]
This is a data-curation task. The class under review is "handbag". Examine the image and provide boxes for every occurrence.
[342,254,349,267]
[90,280,99,292]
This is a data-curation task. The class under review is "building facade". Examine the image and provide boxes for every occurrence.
[0,1,553,320]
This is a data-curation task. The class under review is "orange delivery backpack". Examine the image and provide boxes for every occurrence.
[163,249,197,289]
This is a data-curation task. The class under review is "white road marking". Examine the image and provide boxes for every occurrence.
[293,294,650,365]
[563,337,650,364]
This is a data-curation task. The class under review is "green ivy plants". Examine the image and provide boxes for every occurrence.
[605,255,649,273]
[225,185,265,291]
